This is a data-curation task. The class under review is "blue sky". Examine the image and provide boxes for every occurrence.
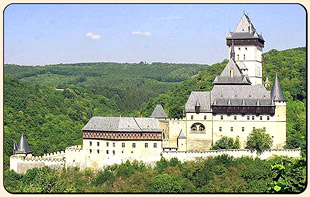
[4,4,306,65]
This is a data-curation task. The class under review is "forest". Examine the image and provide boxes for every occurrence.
[3,47,307,193]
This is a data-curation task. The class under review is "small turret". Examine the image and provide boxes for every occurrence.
[271,74,286,102]
[177,130,187,151]
[15,133,32,156]
[230,39,235,60]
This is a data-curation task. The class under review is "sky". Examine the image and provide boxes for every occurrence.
[4,4,306,66]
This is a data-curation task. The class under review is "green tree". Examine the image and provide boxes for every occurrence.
[211,136,240,150]
[246,129,273,153]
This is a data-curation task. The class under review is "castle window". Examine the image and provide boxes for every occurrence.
[260,116,263,120]
[238,47,241,50]
[132,143,136,148]
[191,115,194,120]
[267,116,270,120]
[191,124,197,131]
[231,127,233,132]
[204,115,207,120]
[106,142,109,147]
[234,116,237,120]
[245,47,247,50]
[219,127,222,132]
[253,127,255,130]
[221,115,223,120]
[122,142,125,148]
[237,54,240,60]
[113,150,115,155]
[97,149,100,154]
[230,68,234,78]
[153,143,157,148]
[272,136,274,138]
[97,142,100,146]
[89,149,92,154]
[263,127,266,131]
[90,141,92,146]
[199,124,205,131]
[243,54,246,60]
[252,116,255,120]
[106,150,109,154]
[242,127,245,132]
[145,143,148,148]
[113,142,115,147]
[247,116,250,120]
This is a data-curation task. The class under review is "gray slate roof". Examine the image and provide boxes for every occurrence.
[82,117,162,132]
[271,74,286,101]
[178,130,187,139]
[150,104,168,118]
[213,59,251,85]
[16,133,32,154]
[185,91,211,112]
[226,14,264,41]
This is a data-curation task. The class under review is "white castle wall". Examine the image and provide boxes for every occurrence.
[162,148,301,161]
[10,154,65,174]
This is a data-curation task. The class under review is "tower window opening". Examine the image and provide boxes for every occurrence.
[237,55,240,60]
[204,115,207,120]
[231,127,233,132]
[242,127,245,132]
[243,54,246,60]
[219,127,222,132]
[245,47,247,50]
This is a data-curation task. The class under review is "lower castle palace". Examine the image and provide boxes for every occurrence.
[10,14,301,174]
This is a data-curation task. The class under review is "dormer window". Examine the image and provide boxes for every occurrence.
[230,68,234,78]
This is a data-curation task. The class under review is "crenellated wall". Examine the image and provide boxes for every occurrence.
[162,148,301,161]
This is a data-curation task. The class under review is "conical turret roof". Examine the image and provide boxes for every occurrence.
[178,130,187,139]
[271,74,286,101]
[15,133,32,154]
[150,104,168,118]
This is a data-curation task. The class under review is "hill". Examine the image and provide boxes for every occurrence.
[4,62,206,114]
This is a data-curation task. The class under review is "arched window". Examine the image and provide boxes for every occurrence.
[191,124,197,131]
[191,123,206,132]
[230,68,234,78]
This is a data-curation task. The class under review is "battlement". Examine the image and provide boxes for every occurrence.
[162,148,301,161]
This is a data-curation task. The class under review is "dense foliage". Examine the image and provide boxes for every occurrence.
[211,136,240,150]
[4,156,306,193]
[246,129,273,153]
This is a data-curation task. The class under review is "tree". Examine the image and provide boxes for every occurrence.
[211,136,240,150]
[246,129,273,153]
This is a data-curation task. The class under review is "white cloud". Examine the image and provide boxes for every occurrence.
[132,31,152,36]
[86,32,101,40]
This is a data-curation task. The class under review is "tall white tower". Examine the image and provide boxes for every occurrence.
[226,14,265,85]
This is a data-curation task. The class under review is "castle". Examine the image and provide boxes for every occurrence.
[10,14,301,174]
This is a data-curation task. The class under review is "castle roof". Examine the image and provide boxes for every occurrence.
[185,91,211,113]
[15,133,32,154]
[271,74,286,101]
[82,117,162,132]
[226,14,264,41]
[213,59,251,85]
[150,104,168,118]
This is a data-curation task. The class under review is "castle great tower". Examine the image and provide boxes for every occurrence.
[226,14,265,85]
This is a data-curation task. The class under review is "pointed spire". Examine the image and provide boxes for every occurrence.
[178,129,187,139]
[271,74,286,101]
[230,39,235,60]
[15,133,32,155]
[265,76,270,88]
[150,104,168,118]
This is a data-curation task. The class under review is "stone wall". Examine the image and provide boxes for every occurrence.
[10,154,65,174]
[162,148,301,161]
